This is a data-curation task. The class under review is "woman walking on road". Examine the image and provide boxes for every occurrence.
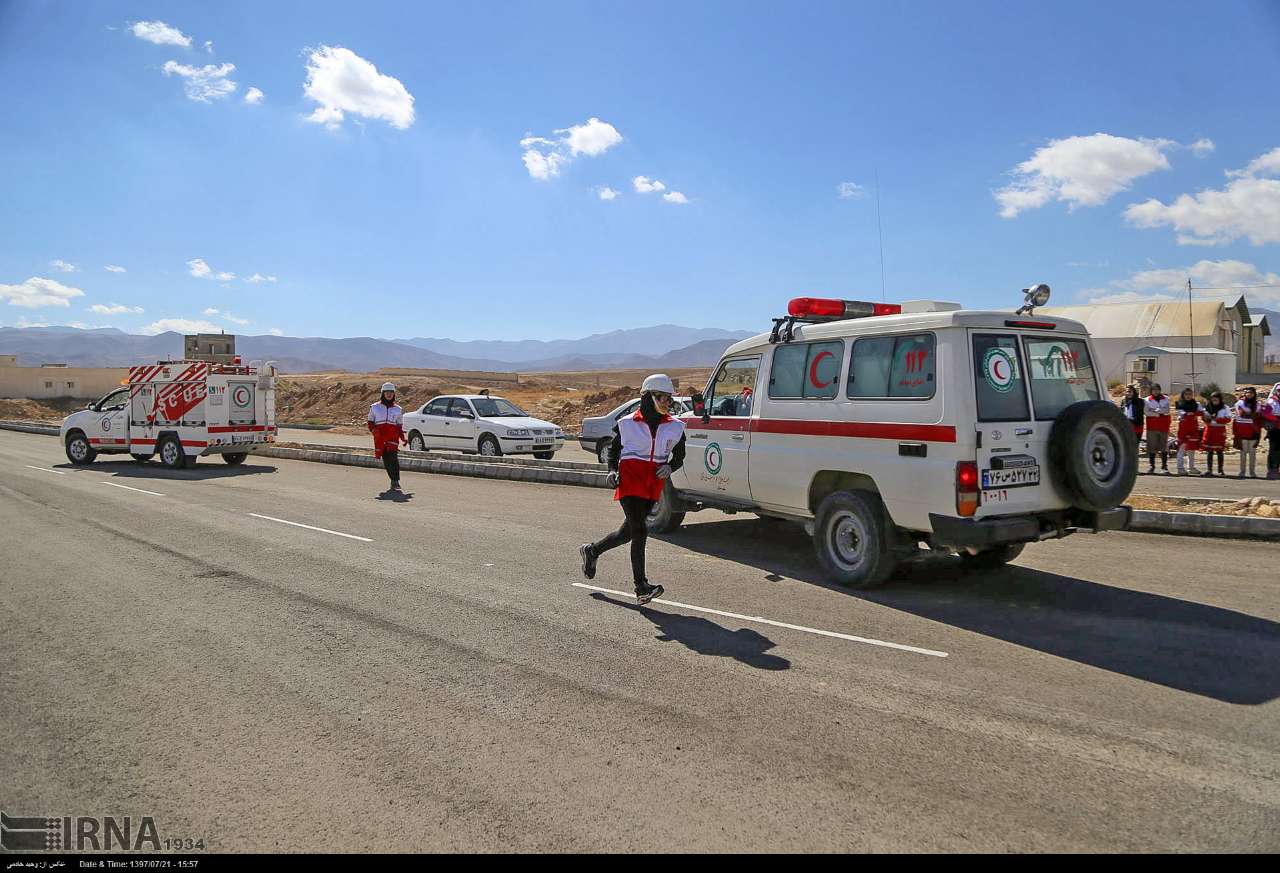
[1200,391,1229,478]
[578,374,687,605]
[368,382,406,492]
[1234,387,1261,479]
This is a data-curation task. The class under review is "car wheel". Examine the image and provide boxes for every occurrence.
[65,430,96,465]
[159,435,187,469]
[222,452,248,466]
[596,441,610,465]
[408,431,425,452]
[812,490,896,588]
[958,543,1025,571]
[478,434,502,457]
[533,450,555,461]
[646,481,687,533]
[1049,400,1138,512]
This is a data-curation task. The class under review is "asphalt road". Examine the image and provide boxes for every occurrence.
[2,429,1277,852]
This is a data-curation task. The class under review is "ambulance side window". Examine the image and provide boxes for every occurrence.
[707,358,760,416]
[769,341,843,400]
[848,333,935,399]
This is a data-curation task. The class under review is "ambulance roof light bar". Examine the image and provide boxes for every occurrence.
[772,297,903,344]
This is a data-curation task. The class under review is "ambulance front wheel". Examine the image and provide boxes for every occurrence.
[65,430,96,465]
[813,490,896,588]
[222,453,248,466]
[646,482,686,533]
[159,436,188,469]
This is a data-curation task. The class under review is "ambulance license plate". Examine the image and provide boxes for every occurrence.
[981,466,1040,488]
[982,489,1010,505]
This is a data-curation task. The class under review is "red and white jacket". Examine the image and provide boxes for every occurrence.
[1202,405,1231,449]
[1144,394,1171,434]
[367,400,404,458]
[612,411,686,502]
[1233,399,1259,441]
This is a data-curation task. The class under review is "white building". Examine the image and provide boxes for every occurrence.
[1125,347,1237,397]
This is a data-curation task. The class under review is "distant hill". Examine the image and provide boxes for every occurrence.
[395,325,753,363]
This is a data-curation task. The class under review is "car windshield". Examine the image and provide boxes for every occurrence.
[472,397,525,417]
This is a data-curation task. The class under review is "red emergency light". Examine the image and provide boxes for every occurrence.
[788,298,902,319]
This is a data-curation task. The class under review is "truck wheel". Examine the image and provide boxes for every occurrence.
[596,441,610,464]
[65,430,96,465]
[533,450,555,460]
[959,543,1025,571]
[478,434,502,457]
[407,431,425,452]
[1049,400,1138,512]
[159,436,187,469]
[222,453,248,466]
[813,490,896,588]
[646,481,687,533]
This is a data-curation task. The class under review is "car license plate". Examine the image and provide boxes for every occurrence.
[232,434,255,444]
[981,466,1040,488]
[534,437,554,444]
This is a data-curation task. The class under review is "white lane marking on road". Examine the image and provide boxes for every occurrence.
[248,512,373,542]
[572,582,949,658]
[24,465,66,475]
[102,481,165,497]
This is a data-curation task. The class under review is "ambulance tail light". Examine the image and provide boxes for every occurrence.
[956,461,980,517]
[787,298,902,319]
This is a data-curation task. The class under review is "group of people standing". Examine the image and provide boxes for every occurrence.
[1119,382,1280,479]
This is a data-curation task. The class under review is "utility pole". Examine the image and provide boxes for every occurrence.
[1187,278,1197,396]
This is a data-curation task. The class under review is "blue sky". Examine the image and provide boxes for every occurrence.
[2,0,1279,341]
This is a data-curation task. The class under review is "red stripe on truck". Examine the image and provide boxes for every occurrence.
[688,416,956,443]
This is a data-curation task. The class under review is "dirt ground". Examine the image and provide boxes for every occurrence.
[1128,493,1280,518]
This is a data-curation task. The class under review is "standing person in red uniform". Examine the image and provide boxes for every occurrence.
[1174,387,1204,476]
[1119,385,1144,444]
[578,374,687,604]
[1200,391,1230,477]
[1143,384,1171,475]
[367,382,406,492]
[1234,387,1261,479]
[1264,383,1280,480]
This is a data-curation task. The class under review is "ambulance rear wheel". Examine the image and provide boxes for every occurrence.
[65,430,96,465]
[222,453,248,466]
[646,482,686,533]
[813,490,896,589]
[159,436,187,469]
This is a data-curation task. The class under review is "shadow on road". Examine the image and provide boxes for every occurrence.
[659,518,1280,704]
[56,458,277,479]
[589,592,790,671]
[376,489,415,502]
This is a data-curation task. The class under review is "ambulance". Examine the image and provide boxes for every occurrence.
[61,358,278,469]
[655,285,1138,588]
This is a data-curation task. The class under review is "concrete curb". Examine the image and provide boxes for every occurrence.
[0,420,59,436]
[275,440,605,471]
[276,422,335,431]
[1128,509,1280,540]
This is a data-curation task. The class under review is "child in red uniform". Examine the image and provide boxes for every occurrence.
[1234,387,1261,479]
[1200,392,1230,477]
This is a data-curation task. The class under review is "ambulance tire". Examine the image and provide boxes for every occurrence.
[159,435,187,470]
[959,543,1025,571]
[1049,400,1138,513]
[65,430,97,465]
[222,453,248,466]
[813,490,896,589]
[646,481,686,534]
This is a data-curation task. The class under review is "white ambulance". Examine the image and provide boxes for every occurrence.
[61,358,278,469]
[655,286,1137,588]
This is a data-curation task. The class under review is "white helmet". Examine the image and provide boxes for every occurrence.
[642,373,676,395]
[380,382,396,394]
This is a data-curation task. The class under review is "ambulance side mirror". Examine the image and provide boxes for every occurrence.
[691,391,709,423]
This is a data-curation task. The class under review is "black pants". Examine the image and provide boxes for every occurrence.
[1269,432,1280,472]
[591,496,655,585]
[382,451,400,484]
[1205,449,1224,472]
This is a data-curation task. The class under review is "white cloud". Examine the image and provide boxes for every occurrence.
[244,273,277,283]
[130,20,191,48]
[0,277,86,309]
[104,264,127,273]
[187,258,235,281]
[1085,259,1280,308]
[90,303,144,315]
[1125,147,1280,246]
[203,306,250,325]
[204,40,214,54]
[141,318,222,336]
[303,46,415,130]
[836,181,866,200]
[268,328,284,337]
[633,175,666,193]
[520,118,622,180]
[596,186,620,201]
[1190,138,1216,158]
[995,133,1175,218]
[244,87,264,105]
[48,259,77,273]
[163,61,237,102]
[663,191,689,204]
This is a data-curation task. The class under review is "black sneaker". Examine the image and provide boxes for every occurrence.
[634,582,664,605]
[579,544,597,580]
[391,481,402,492]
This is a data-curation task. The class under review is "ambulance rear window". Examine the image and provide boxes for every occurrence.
[973,334,1030,422]
[1023,337,1100,420]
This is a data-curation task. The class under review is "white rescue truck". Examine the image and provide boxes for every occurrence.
[61,358,278,469]
[654,286,1137,588]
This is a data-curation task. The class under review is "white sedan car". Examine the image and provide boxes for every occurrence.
[402,394,565,459]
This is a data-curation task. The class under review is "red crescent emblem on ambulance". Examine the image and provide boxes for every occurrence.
[809,351,834,388]
[993,359,1008,380]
